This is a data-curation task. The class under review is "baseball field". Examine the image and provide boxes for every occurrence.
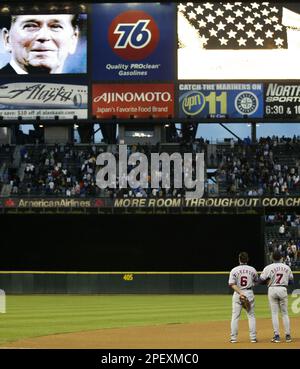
[0,294,299,349]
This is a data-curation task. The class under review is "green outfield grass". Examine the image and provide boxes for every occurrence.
[0,294,298,344]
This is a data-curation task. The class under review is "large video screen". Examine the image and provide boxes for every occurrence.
[178,2,300,79]
[0,13,87,74]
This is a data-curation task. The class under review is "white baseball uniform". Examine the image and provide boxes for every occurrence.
[260,262,294,337]
[228,264,259,341]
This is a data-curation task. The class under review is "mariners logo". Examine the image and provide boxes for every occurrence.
[181,91,206,116]
[108,10,160,61]
[234,92,259,116]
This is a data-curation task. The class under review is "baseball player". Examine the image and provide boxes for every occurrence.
[228,252,259,343]
[259,250,294,343]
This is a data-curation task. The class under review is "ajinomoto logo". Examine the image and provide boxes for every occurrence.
[181,91,206,116]
[108,10,160,60]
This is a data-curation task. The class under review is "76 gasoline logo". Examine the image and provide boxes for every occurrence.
[108,10,160,61]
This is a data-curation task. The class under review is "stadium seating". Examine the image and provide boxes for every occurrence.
[1,137,300,198]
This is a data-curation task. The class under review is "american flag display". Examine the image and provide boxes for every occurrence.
[178,2,288,49]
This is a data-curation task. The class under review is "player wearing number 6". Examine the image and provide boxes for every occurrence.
[259,250,294,343]
[228,252,259,343]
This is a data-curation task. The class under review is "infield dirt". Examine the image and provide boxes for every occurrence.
[1,317,299,349]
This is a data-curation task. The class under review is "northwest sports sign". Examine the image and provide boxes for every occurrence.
[92,84,174,119]
[0,79,88,120]
[179,83,264,118]
[92,3,175,81]
[265,83,300,118]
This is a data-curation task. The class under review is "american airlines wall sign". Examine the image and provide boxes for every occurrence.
[92,84,174,119]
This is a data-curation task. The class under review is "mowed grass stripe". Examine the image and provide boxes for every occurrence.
[0,295,297,344]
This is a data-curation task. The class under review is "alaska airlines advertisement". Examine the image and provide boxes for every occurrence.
[0,79,87,120]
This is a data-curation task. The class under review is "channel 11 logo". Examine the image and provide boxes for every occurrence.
[108,10,160,60]
[181,90,259,118]
[181,91,227,117]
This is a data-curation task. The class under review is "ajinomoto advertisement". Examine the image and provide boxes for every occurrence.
[92,84,174,119]
[91,3,175,81]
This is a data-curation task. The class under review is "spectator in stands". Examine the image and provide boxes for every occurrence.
[279,224,286,235]
[284,254,292,267]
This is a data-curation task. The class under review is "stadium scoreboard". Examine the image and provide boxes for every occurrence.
[0,2,300,122]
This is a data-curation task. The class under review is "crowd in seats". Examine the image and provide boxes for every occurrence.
[17,144,104,197]
[216,135,300,197]
[265,212,300,270]
[4,142,202,198]
[1,135,300,198]
[96,142,204,199]
[0,144,15,193]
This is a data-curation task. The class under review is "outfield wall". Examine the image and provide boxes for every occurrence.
[0,273,299,294]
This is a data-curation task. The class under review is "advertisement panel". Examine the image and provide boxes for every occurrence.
[0,14,87,74]
[92,84,174,119]
[2,197,300,210]
[0,80,88,120]
[179,83,264,119]
[0,198,104,208]
[177,2,300,79]
[92,3,175,81]
[265,82,300,118]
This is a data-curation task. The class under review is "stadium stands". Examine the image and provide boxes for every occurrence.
[2,137,300,269]
[265,213,300,270]
[1,136,300,199]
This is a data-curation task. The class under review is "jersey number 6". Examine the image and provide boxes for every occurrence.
[241,276,248,286]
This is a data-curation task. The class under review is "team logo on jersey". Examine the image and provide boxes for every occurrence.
[108,10,160,61]
[234,92,258,116]
[181,91,206,116]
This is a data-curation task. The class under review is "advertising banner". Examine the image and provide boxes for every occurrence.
[0,198,105,208]
[92,3,175,81]
[2,197,300,209]
[179,83,264,118]
[113,197,300,208]
[0,80,88,120]
[264,82,300,118]
[92,84,174,119]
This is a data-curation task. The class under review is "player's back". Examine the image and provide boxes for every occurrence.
[261,262,293,287]
[229,264,258,289]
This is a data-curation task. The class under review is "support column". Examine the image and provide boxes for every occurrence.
[0,127,12,144]
[251,122,257,143]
